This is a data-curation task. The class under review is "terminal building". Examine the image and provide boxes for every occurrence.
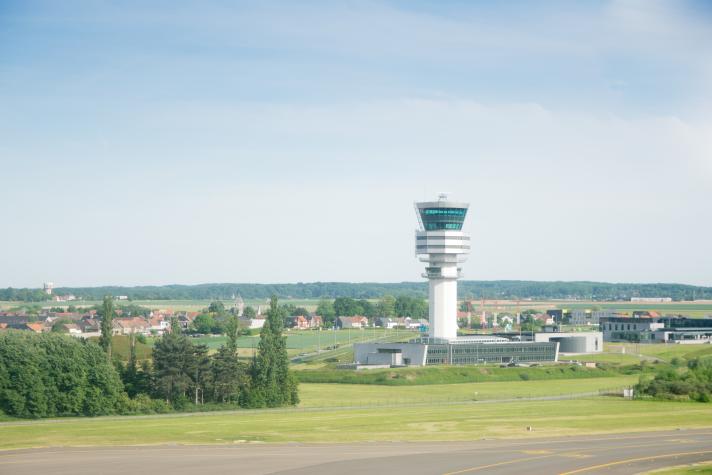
[353,195,601,367]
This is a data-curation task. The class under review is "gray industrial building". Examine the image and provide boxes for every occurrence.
[354,336,559,367]
[534,331,602,353]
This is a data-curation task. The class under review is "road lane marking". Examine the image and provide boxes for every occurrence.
[558,449,712,475]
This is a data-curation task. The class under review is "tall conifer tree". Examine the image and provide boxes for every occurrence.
[99,295,114,358]
[250,296,298,407]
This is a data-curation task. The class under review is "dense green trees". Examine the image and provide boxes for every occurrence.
[0,288,51,302]
[377,295,396,318]
[333,297,361,317]
[0,296,299,418]
[191,313,218,334]
[316,299,335,327]
[394,296,427,318]
[243,305,257,318]
[152,325,205,404]
[0,332,124,417]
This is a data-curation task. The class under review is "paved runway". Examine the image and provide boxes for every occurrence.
[2,429,712,475]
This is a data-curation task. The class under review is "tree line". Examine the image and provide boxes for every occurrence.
[4,280,711,302]
[315,295,428,326]
[0,296,298,418]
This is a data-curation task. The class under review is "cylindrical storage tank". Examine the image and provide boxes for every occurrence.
[551,336,588,353]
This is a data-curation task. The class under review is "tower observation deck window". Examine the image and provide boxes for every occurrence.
[420,208,467,231]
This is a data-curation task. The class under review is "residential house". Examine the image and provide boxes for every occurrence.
[307,315,323,328]
[113,317,150,336]
[337,316,369,329]
[61,323,83,336]
[287,315,309,330]
[149,316,170,335]
[239,316,266,330]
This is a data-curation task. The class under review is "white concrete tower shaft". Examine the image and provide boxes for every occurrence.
[415,194,470,340]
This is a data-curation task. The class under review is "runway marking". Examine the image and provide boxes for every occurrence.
[441,440,704,474]
[442,454,553,475]
[558,449,712,474]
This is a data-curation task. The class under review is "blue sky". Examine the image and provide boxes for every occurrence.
[1,0,711,288]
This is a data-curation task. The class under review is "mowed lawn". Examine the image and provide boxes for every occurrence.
[599,343,711,361]
[1,398,711,450]
[297,376,639,407]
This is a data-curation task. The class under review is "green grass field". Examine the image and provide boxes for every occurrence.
[648,461,712,474]
[1,398,711,449]
[575,343,712,365]
[293,363,639,385]
[297,375,638,407]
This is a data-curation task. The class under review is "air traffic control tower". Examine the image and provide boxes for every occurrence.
[415,194,470,340]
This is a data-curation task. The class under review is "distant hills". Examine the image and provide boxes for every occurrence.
[3,281,711,302]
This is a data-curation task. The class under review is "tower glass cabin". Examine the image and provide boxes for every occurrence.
[415,194,470,340]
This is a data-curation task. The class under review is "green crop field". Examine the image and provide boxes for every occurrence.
[297,375,638,407]
[1,398,711,450]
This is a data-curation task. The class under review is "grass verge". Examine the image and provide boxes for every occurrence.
[297,375,638,407]
[293,363,644,385]
[1,399,711,450]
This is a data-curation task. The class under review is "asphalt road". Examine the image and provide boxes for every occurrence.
[2,429,712,475]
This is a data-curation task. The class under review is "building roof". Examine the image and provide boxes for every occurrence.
[114,317,149,329]
[26,322,45,332]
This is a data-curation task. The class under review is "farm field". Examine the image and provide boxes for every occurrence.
[1,398,711,450]
[4,298,712,316]
[297,375,638,407]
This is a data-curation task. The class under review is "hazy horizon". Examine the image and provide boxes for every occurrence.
[2,1,711,288]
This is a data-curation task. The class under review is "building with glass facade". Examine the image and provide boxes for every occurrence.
[354,337,559,366]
